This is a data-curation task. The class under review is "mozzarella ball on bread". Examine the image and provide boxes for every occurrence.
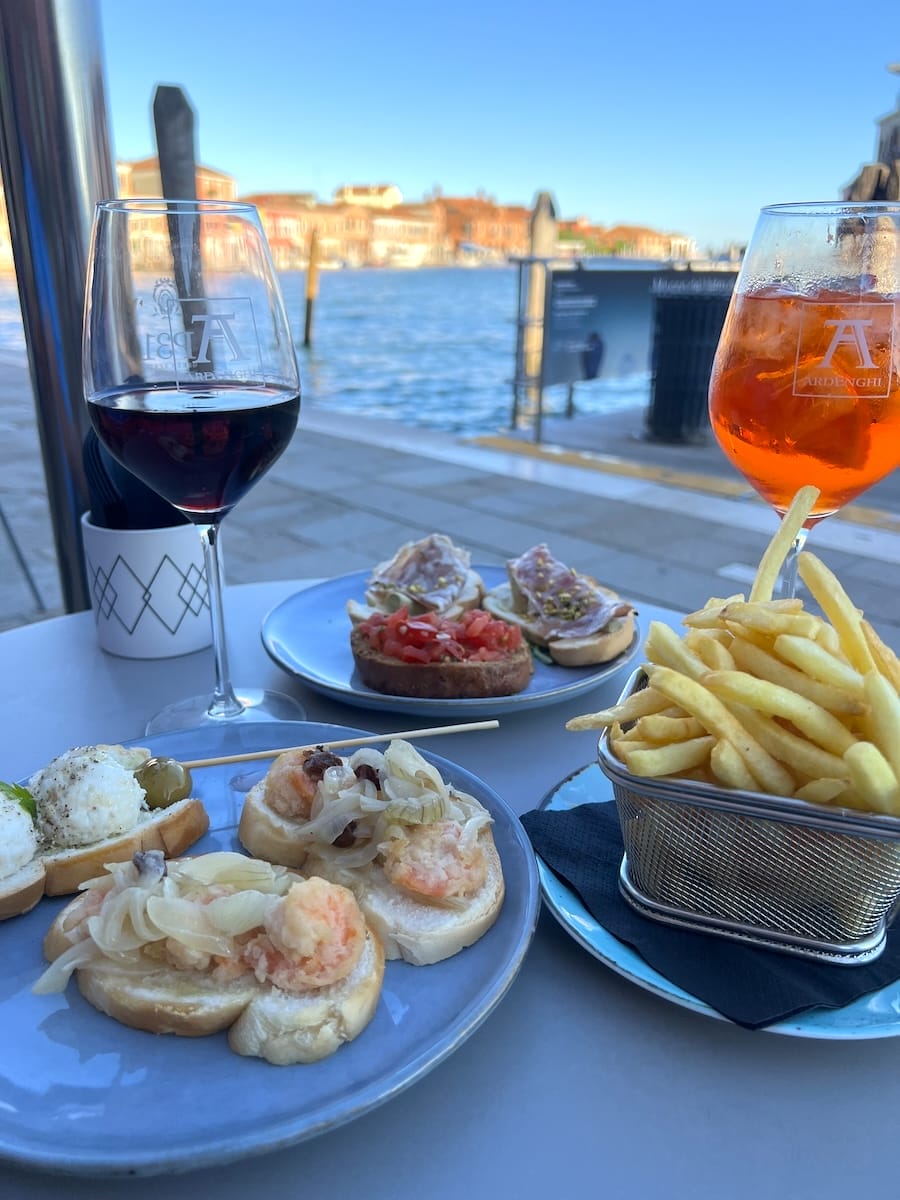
[29,746,147,848]
[0,796,38,880]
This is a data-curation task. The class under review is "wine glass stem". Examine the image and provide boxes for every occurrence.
[780,526,809,600]
[198,523,244,720]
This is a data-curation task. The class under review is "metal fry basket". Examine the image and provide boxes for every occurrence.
[597,670,900,964]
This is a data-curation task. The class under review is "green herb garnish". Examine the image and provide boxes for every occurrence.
[0,780,36,819]
[531,644,554,666]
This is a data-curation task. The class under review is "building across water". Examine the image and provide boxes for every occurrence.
[0,157,697,273]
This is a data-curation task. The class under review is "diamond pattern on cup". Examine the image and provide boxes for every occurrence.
[87,552,209,637]
[89,563,119,619]
[178,563,208,616]
[147,556,209,633]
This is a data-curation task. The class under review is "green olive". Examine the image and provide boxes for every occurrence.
[135,757,193,810]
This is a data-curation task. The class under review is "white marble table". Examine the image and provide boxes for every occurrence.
[3,581,898,1199]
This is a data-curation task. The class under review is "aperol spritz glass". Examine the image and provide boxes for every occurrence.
[708,201,900,595]
[84,198,304,733]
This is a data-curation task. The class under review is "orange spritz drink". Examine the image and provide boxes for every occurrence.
[709,285,900,519]
[707,201,900,596]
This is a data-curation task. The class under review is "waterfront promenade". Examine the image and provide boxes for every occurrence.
[3,358,900,646]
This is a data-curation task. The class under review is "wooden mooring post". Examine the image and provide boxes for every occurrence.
[153,85,197,200]
[304,230,320,347]
[511,191,557,440]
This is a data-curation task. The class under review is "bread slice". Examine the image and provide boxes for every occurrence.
[238,781,312,870]
[483,581,635,667]
[0,857,46,921]
[307,831,505,966]
[41,797,210,896]
[66,928,384,1064]
[41,888,260,1035]
[228,930,384,1064]
[350,625,533,699]
[76,960,261,1038]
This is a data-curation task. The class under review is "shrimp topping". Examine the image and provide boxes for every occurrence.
[380,820,487,901]
[263,749,332,820]
[242,877,366,991]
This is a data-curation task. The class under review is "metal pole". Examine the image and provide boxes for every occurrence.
[510,258,526,427]
[0,0,117,612]
[0,501,45,611]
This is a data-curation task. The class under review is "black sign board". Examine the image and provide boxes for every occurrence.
[540,265,736,389]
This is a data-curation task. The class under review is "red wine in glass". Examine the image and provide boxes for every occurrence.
[88,386,300,521]
[83,198,304,734]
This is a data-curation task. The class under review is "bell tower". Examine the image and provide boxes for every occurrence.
[843,64,900,201]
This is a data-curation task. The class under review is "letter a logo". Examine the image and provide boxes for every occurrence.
[146,294,264,375]
[191,312,242,363]
[820,319,876,369]
[793,300,893,400]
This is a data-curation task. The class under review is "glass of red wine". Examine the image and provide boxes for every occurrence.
[83,198,304,734]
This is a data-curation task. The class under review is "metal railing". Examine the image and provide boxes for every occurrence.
[0,0,117,612]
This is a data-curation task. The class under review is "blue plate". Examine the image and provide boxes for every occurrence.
[260,566,640,715]
[538,763,900,1039]
[0,722,540,1177]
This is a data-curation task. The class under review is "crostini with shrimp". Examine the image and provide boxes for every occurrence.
[34,850,384,1065]
[237,739,505,966]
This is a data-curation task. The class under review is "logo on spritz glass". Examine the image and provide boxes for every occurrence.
[144,278,263,379]
[152,278,179,316]
[792,300,894,400]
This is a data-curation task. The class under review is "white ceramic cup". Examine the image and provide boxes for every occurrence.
[80,512,212,659]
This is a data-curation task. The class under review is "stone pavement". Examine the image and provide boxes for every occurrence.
[2,357,900,645]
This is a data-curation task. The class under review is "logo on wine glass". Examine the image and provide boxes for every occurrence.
[153,278,179,316]
[792,300,894,399]
[143,285,264,379]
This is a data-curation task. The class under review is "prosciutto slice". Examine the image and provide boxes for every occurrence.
[367,534,471,613]
[506,544,633,640]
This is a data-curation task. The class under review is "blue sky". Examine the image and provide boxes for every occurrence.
[98,0,900,252]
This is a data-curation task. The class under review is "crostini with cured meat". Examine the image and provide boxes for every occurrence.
[346,532,484,625]
[483,544,636,667]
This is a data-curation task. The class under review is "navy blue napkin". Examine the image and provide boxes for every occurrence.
[522,797,900,1029]
[83,429,189,530]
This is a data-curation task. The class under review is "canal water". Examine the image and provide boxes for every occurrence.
[0,265,652,436]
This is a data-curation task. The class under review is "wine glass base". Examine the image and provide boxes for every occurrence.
[144,688,306,736]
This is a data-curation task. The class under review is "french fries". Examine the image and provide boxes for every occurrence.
[566,485,900,818]
[748,484,818,603]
